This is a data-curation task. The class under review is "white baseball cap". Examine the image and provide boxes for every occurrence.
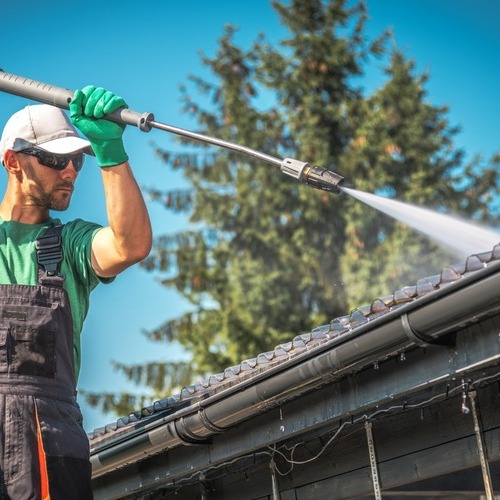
[0,104,92,158]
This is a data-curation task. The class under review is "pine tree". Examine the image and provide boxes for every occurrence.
[83,0,500,415]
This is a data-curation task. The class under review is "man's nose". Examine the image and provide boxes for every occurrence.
[62,161,79,178]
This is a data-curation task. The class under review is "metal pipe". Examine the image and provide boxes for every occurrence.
[270,459,280,500]
[468,390,494,500]
[365,421,382,500]
[149,119,282,167]
[0,69,154,131]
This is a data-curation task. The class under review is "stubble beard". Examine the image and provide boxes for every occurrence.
[23,162,73,212]
[28,188,72,212]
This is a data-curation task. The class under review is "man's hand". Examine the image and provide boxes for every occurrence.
[70,86,129,167]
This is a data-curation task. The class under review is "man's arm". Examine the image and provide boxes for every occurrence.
[70,86,152,278]
[91,162,152,278]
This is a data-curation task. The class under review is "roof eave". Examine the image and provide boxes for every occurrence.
[90,259,500,478]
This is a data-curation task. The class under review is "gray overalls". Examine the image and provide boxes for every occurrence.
[0,226,92,499]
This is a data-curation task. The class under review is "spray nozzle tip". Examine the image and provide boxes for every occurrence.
[280,158,344,194]
[304,165,344,194]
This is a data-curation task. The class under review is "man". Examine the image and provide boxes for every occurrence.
[0,86,152,499]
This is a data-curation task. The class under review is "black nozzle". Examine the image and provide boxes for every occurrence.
[303,165,344,193]
[280,158,344,194]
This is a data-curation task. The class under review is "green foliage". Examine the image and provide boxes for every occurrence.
[79,390,152,418]
[83,0,500,418]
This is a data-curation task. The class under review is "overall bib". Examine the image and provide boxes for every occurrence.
[0,226,92,499]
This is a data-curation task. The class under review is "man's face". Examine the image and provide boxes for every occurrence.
[20,154,79,212]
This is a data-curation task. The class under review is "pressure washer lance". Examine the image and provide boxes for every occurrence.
[0,70,344,193]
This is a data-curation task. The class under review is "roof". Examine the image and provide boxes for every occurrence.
[88,244,500,498]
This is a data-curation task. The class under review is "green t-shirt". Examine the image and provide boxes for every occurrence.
[0,217,109,380]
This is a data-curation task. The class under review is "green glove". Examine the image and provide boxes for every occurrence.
[70,85,129,167]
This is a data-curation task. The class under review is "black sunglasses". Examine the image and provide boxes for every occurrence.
[20,148,85,172]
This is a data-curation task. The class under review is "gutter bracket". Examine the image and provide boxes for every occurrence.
[174,409,228,446]
[401,313,456,347]
[174,417,214,446]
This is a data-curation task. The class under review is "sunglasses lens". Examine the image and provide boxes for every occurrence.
[71,154,84,172]
[43,154,64,170]
[21,149,84,172]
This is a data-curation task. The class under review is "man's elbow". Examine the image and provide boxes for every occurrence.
[116,230,153,269]
[128,236,153,265]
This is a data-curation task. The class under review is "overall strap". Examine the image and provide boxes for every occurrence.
[36,224,65,286]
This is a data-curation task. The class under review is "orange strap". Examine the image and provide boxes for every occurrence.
[35,404,51,500]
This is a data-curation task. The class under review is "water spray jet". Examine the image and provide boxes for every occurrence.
[343,187,500,259]
[0,70,344,194]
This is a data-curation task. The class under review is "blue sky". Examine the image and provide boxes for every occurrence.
[1,0,499,432]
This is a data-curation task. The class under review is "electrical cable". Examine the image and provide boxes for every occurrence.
[151,370,500,495]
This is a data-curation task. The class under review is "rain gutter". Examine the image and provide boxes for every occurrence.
[90,259,500,478]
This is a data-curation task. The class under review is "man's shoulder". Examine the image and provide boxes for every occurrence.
[0,218,60,242]
[62,218,103,239]
[60,219,104,266]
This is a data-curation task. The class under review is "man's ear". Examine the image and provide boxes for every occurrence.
[2,150,23,175]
